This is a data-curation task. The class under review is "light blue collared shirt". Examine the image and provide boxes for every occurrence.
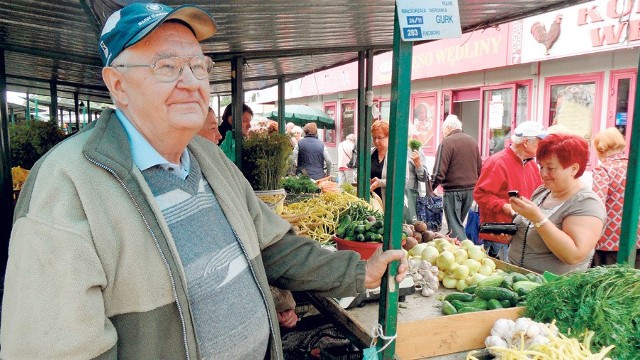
[115,109,190,180]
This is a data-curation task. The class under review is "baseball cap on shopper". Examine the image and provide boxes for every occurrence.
[513,121,547,139]
[99,3,217,66]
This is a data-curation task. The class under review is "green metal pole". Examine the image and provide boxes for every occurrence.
[74,92,80,132]
[50,79,58,126]
[356,51,369,200]
[87,99,91,123]
[26,93,30,123]
[231,57,244,170]
[618,65,640,265]
[278,76,285,134]
[0,49,13,284]
[378,5,412,359]
[34,98,39,121]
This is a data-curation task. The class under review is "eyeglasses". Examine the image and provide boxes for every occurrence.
[112,55,214,82]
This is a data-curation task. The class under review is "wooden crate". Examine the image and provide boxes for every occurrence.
[396,307,524,359]
[395,259,534,359]
[309,259,537,359]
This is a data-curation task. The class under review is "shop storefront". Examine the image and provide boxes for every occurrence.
[248,0,640,171]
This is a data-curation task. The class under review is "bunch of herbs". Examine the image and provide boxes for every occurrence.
[241,131,292,191]
[524,265,640,359]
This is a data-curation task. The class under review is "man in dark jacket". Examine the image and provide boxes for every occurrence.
[432,114,482,240]
[293,122,333,180]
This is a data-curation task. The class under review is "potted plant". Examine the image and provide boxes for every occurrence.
[241,130,293,213]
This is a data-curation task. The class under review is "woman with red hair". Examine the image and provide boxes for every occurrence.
[505,133,605,274]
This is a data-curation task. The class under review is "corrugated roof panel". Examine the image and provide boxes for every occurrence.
[0,0,589,101]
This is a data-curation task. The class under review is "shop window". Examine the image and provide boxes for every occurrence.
[376,99,391,122]
[516,84,530,125]
[410,93,438,155]
[483,87,514,156]
[441,90,452,122]
[545,74,603,142]
[479,82,531,157]
[607,70,636,152]
[544,73,603,168]
[323,102,337,146]
[340,100,356,142]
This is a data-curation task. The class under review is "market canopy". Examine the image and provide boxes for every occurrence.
[0,0,592,102]
[266,105,335,129]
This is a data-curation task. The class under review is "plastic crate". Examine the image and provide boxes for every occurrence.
[320,344,362,360]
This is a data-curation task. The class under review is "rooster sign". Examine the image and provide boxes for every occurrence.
[531,14,563,55]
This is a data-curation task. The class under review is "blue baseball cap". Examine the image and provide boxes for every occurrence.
[99,3,217,66]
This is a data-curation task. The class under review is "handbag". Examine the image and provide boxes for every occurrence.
[479,222,517,235]
[415,144,443,231]
[416,193,443,231]
[346,148,357,169]
[465,204,481,245]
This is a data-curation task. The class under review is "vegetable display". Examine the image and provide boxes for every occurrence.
[408,259,440,297]
[437,270,543,315]
[282,174,320,194]
[468,318,615,360]
[524,265,640,359]
[280,192,373,244]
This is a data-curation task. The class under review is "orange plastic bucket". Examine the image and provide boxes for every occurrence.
[333,236,382,260]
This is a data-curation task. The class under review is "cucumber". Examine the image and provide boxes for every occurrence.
[502,274,515,290]
[477,274,505,287]
[511,273,528,283]
[526,272,546,284]
[458,306,484,313]
[335,215,351,237]
[499,299,512,308]
[475,286,519,302]
[463,285,477,294]
[444,292,474,303]
[354,224,366,235]
[465,298,489,310]
[513,280,541,296]
[487,299,503,310]
[450,299,468,311]
[364,231,377,241]
[442,300,457,315]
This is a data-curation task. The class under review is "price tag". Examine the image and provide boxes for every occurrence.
[396,0,462,41]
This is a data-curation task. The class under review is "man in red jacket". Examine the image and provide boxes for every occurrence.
[473,121,546,260]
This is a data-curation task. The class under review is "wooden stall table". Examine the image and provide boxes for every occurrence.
[307,261,530,359]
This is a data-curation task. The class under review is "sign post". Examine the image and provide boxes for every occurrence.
[396,0,461,41]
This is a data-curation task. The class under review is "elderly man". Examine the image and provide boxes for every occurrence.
[473,121,546,260]
[0,3,406,359]
[432,114,482,240]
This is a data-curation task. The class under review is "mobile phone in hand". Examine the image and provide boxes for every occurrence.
[508,190,519,198]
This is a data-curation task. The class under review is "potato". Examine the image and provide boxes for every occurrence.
[403,236,419,251]
[413,221,428,233]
